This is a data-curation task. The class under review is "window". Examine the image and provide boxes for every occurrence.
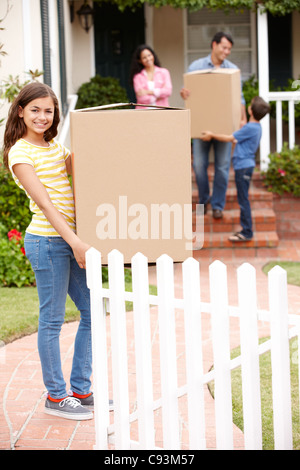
[186,8,256,81]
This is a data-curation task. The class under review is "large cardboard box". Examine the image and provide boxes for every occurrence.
[184,68,241,137]
[70,104,193,264]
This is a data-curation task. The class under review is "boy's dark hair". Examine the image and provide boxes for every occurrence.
[251,96,271,121]
[211,31,234,48]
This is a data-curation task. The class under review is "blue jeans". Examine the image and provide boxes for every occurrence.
[234,167,254,239]
[24,233,92,399]
[192,138,232,210]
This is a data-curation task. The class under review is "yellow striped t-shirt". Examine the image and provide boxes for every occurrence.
[8,138,76,236]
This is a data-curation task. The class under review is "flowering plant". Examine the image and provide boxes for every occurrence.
[261,143,300,196]
[0,223,34,287]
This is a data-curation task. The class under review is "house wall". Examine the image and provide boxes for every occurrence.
[292,11,300,79]
[0,0,43,145]
[69,0,95,94]
[152,6,185,108]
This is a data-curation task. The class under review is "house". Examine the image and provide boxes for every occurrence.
[1,0,300,157]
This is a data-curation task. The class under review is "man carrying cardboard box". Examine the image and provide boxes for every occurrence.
[180,31,247,219]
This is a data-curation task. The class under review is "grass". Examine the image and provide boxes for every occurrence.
[209,260,300,450]
[0,271,157,344]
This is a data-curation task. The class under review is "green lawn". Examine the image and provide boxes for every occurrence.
[209,260,300,450]
[0,277,157,344]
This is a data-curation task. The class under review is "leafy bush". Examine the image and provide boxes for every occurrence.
[0,162,31,233]
[0,223,35,287]
[76,75,128,109]
[261,143,300,196]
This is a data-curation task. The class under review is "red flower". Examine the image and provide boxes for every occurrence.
[20,247,26,256]
[278,168,286,176]
[7,229,22,241]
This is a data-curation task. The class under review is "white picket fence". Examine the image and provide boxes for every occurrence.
[86,247,300,450]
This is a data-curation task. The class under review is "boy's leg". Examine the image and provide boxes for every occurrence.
[234,167,254,239]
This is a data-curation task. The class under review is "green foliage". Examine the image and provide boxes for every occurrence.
[0,162,31,233]
[94,0,300,15]
[0,223,35,287]
[262,143,300,196]
[76,75,128,109]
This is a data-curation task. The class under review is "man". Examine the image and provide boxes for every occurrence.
[181,32,247,219]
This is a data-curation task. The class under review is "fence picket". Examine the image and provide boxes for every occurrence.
[108,249,131,449]
[209,260,233,450]
[268,266,293,450]
[156,254,180,450]
[182,257,206,449]
[237,263,262,450]
[131,252,155,449]
[86,248,297,451]
[86,248,109,450]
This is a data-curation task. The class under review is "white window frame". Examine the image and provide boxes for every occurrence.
[183,8,257,82]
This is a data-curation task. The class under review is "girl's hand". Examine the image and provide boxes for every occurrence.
[70,239,91,269]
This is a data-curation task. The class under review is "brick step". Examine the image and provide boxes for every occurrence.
[193,230,279,251]
[192,166,264,188]
[193,208,277,233]
[192,186,274,210]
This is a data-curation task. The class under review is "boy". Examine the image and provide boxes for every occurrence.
[201,96,270,242]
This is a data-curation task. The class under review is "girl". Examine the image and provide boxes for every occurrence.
[3,82,94,420]
[129,44,172,109]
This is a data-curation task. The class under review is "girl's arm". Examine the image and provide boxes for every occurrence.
[12,163,90,269]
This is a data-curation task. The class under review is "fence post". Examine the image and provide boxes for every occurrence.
[237,263,262,450]
[209,260,233,450]
[108,249,131,449]
[131,252,155,449]
[86,247,109,450]
[268,266,293,450]
[156,254,180,450]
[182,257,206,449]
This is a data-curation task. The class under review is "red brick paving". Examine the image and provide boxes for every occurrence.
[1,240,300,450]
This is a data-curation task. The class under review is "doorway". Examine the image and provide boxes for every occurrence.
[93,2,145,100]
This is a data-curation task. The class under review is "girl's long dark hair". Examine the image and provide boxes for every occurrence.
[129,44,161,86]
[3,82,60,169]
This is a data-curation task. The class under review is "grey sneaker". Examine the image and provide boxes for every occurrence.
[45,396,93,420]
[74,392,114,411]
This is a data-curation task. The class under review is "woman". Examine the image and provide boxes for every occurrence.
[130,44,172,108]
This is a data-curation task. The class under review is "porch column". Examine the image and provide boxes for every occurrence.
[257,5,270,171]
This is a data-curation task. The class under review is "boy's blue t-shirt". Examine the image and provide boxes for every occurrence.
[232,122,262,170]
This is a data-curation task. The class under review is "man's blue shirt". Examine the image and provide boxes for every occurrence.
[232,122,262,170]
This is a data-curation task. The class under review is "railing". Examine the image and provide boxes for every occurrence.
[58,94,78,146]
[86,247,300,450]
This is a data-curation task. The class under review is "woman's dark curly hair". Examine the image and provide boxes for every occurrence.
[129,44,161,86]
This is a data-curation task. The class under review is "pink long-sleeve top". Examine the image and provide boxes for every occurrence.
[133,66,172,108]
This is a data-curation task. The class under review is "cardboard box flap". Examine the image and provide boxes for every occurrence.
[185,68,240,77]
[72,102,184,113]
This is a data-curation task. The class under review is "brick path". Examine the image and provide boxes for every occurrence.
[1,240,300,450]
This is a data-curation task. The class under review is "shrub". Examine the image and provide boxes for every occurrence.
[0,162,31,233]
[76,75,128,109]
[0,223,35,287]
[261,143,300,196]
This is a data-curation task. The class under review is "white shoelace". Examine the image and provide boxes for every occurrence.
[59,397,81,408]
